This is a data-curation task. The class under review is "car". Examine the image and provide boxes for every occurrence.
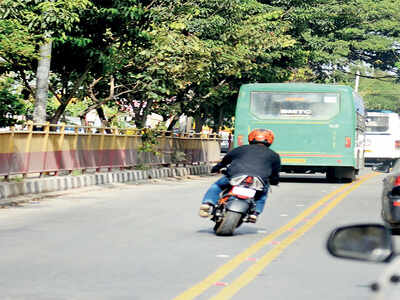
[327,223,400,300]
[375,159,400,232]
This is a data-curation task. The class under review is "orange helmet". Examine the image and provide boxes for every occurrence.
[248,129,274,146]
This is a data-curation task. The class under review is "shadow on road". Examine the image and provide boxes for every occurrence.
[196,226,267,236]
[279,175,351,184]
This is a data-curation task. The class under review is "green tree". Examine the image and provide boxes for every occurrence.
[119,0,300,130]
[2,0,400,129]
[273,0,400,82]
[357,71,400,113]
[0,0,92,124]
[48,0,157,126]
[180,0,300,131]
[0,78,25,127]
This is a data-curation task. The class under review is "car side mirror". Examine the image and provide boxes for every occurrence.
[327,224,394,263]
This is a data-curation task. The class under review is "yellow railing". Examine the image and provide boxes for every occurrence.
[0,122,221,178]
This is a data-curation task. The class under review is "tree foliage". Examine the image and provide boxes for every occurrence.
[0,0,91,70]
[0,78,25,127]
[358,73,400,113]
[1,0,400,129]
[0,0,92,125]
[275,0,400,81]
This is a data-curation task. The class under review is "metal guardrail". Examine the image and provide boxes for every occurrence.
[0,122,221,179]
[4,121,221,138]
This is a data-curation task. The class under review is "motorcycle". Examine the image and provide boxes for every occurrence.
[210,174,266,236]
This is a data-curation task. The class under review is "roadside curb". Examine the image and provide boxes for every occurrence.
[0,165,211,205]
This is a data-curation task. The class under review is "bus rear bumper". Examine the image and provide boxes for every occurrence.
[281,165,327,174]
[281,165,358,174]
[281,165,358,181]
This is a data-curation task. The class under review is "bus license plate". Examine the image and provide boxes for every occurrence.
[232,186,256,198]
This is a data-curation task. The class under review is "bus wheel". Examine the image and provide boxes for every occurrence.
[345,169,356,182]
[326,167,337,182]
[337,167,356,182]
[326,167,355,182]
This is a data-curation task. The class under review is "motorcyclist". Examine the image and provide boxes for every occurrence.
[199,128,281,223]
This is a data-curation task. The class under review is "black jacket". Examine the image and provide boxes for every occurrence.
[213,143,281,185]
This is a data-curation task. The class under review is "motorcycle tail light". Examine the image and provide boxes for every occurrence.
[230,175,265,191]
[245,176,254,184]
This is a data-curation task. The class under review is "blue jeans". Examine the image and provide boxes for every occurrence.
[201,175,268,214]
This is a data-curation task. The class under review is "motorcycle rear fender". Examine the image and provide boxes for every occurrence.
[226,198,250,214]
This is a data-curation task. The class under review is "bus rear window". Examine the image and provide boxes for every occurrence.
[366,116,389,132]
[250,92,340,120]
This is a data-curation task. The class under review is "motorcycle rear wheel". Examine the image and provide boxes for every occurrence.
[214,211,242,236]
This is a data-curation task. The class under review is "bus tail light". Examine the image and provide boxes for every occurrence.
[238,135,243,146]
[345,137,351,148]
[395,140,400,149]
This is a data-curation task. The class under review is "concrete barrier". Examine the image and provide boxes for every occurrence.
[0,165,212,204]
[0,126,221,177]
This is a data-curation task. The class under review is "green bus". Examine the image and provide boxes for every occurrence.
[234,83,366,181]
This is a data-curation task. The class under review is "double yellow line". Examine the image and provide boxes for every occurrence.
[174,172,378,300]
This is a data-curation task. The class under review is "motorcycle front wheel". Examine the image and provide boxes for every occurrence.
[214,211,242,236]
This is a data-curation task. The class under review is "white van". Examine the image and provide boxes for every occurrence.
[364,111,400,169]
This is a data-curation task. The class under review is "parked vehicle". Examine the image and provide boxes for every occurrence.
[374,159,400,232]
[365,110,400,171]
[211,174,265,236]
[327,223,400,300]
[234,83,366,182]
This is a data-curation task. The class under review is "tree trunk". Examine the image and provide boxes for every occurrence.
[167,115,179,131]
[49,64,91,125]
[33,40,52,124]
[96,107,112,133]
[49,100,68,125]
[134,113,147,129]
[194,115,204,133]
[96,106,108,126]
[212,106,224,133]
[133,99,153,128]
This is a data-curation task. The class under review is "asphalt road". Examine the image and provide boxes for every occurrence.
[0,169,392,300]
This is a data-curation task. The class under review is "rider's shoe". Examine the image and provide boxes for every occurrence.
[248,214,258,223]
[199,204,212,217]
